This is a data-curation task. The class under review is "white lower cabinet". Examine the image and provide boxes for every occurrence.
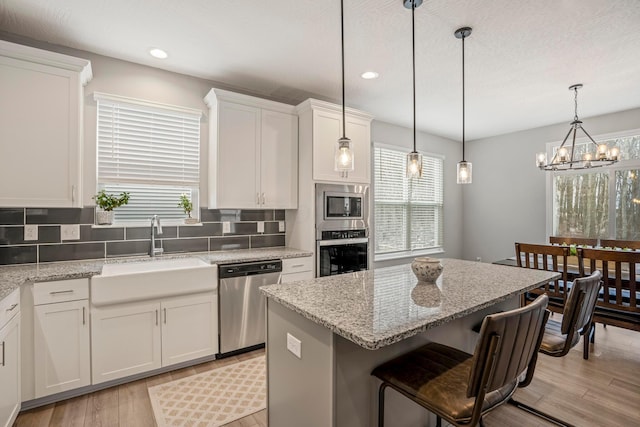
[280,257,314,282]
[91,292,217,385]
[34,300,90,397]
[0,290,20,427]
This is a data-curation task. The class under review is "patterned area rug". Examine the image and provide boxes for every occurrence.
[148,355,266,427]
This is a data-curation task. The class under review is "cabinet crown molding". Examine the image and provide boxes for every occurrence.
[204,88,296,115]
[295,98,374,122]
[0,40,93,85]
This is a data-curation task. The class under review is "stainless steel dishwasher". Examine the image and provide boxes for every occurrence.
[218,259,282,356]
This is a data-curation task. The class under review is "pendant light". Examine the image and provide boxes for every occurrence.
[536,84,619,171]
[334,0,354,176]
[455,27,472,184]
[405,0,423,178]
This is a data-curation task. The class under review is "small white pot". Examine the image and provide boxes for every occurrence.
[411,257,443,284]
[96,211,114,225]
[184,217,199,224]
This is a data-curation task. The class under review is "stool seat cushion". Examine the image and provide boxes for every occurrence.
[372,342,518,424]
[539,317,579,355]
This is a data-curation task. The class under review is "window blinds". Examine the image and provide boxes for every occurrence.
[95,94,201,224]
[374,146,444,255]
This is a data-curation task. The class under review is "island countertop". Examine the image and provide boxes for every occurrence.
[260,258,560,350]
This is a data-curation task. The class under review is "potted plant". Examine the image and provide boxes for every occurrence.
[93,190,130,225]
[178,194,198,224]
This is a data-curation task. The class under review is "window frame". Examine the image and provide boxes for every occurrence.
[545,127,640,239]
[373,142,445,261]
[93,92,203,226]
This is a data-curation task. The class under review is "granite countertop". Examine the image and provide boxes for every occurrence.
[0,247,312,301]
[260,258,560,350]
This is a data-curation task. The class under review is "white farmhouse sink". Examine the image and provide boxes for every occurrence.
[92,257,218,306]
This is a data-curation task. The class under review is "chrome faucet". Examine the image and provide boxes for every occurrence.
[149,215,164,257]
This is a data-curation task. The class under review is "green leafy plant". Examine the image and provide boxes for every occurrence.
[93,190,130,211]
[178,194,193,218]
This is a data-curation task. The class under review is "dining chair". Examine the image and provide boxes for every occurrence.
[515,242,570,313]
[577,247,640,332]
[539,270,602,360]
[371,294,549,427]
[599,239,640,251]
[549,236,598,247]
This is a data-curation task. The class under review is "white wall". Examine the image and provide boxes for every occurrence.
[463,107,640,263]
[371,121,463,267]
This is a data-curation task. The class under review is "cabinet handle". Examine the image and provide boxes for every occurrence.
[50,290,74,295]
[1,341,4,367]
[155,309,159,326]
[164,308,167,324]
[72,185,76,203]
[261,193,266,205]
[256,193,260,205]
[5,303,18,312]
[291,264,304,268]
[82,307,86,325]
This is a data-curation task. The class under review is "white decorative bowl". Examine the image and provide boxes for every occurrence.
[411,257,443,284]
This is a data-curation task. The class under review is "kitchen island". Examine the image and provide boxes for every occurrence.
[261,258,559,427]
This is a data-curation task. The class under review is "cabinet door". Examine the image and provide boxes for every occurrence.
[0,56,81,207]
[280,271,313,283]
[0,314,20,427]
[34,300,90,398]
[161,293,217,367]
[312,109,342,182]
[214,101,260,208]
[91,301,161,384]
[260,110,298,208]
[345,116,371,184]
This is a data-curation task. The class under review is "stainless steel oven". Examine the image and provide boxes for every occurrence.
[316,229,369,277]
[315,183,369,239]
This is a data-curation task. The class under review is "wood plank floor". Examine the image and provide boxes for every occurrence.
[15,324,640,426]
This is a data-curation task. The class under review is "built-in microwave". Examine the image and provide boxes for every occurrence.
[315,183,369,239]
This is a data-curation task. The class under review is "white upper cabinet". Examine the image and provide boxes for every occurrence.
[297,99,373,184]
[0,40,92,207]
[205,88,298,209]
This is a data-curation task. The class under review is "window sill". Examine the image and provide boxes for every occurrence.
[374,248,445,262]
[91,222,203,229]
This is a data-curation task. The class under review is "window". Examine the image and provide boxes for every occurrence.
[374,145,444,257]
[550,132,640,240]
[95,93,201,224]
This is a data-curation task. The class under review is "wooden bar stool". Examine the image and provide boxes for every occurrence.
[371,294,550,427]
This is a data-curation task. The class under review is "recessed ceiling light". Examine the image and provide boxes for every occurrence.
[149,48,168,59]
[361,71,379,79]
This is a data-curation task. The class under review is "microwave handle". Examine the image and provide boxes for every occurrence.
[318,237,369,246]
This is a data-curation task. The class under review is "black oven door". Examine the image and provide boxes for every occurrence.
[317,238,368,277]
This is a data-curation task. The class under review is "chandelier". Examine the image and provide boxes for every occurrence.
[536,84,619,171]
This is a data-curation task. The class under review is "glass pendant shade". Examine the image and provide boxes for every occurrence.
[334,136,354,172]
[406,151,423,178]
[457,160,472,184]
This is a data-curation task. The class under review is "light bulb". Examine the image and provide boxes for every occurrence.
[558,147,569,162]
[536,152,547,168]
[597,143,608,160]
[609,147,619,161]
[406,152,423,178]
[583,152,593,168]
[338,147,352,167]
[334,137,354,172]
[457,161,472,184]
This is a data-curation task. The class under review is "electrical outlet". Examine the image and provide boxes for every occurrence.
[24,225,38,241]
[278,221,285,232]
[257,221,265,233]
[61,224,80,241]
[287,332,301,359]
[222,221,231,234]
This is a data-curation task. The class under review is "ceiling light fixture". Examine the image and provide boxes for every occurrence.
[536,84,619,171]
[149,48,168,59]
[335,0,354,176]
[455,27,472,184]
[404,0,423,179]
[361,71,379,79]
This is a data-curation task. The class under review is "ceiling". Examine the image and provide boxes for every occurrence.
[1,0,640,140]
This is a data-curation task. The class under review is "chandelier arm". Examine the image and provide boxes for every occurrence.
[570,126,578,169]
[550,126,575,164]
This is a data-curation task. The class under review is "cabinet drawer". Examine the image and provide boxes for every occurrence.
[282,257,313,274]
[280,271,314,283]
[0,288,20,329]
[34,278,89,305]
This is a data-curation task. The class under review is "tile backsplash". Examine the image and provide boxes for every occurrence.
[0,207,286,265]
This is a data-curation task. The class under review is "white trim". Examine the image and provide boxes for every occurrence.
[93,92,203,117]
[295,98,374,122]
[204,88,297,114]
